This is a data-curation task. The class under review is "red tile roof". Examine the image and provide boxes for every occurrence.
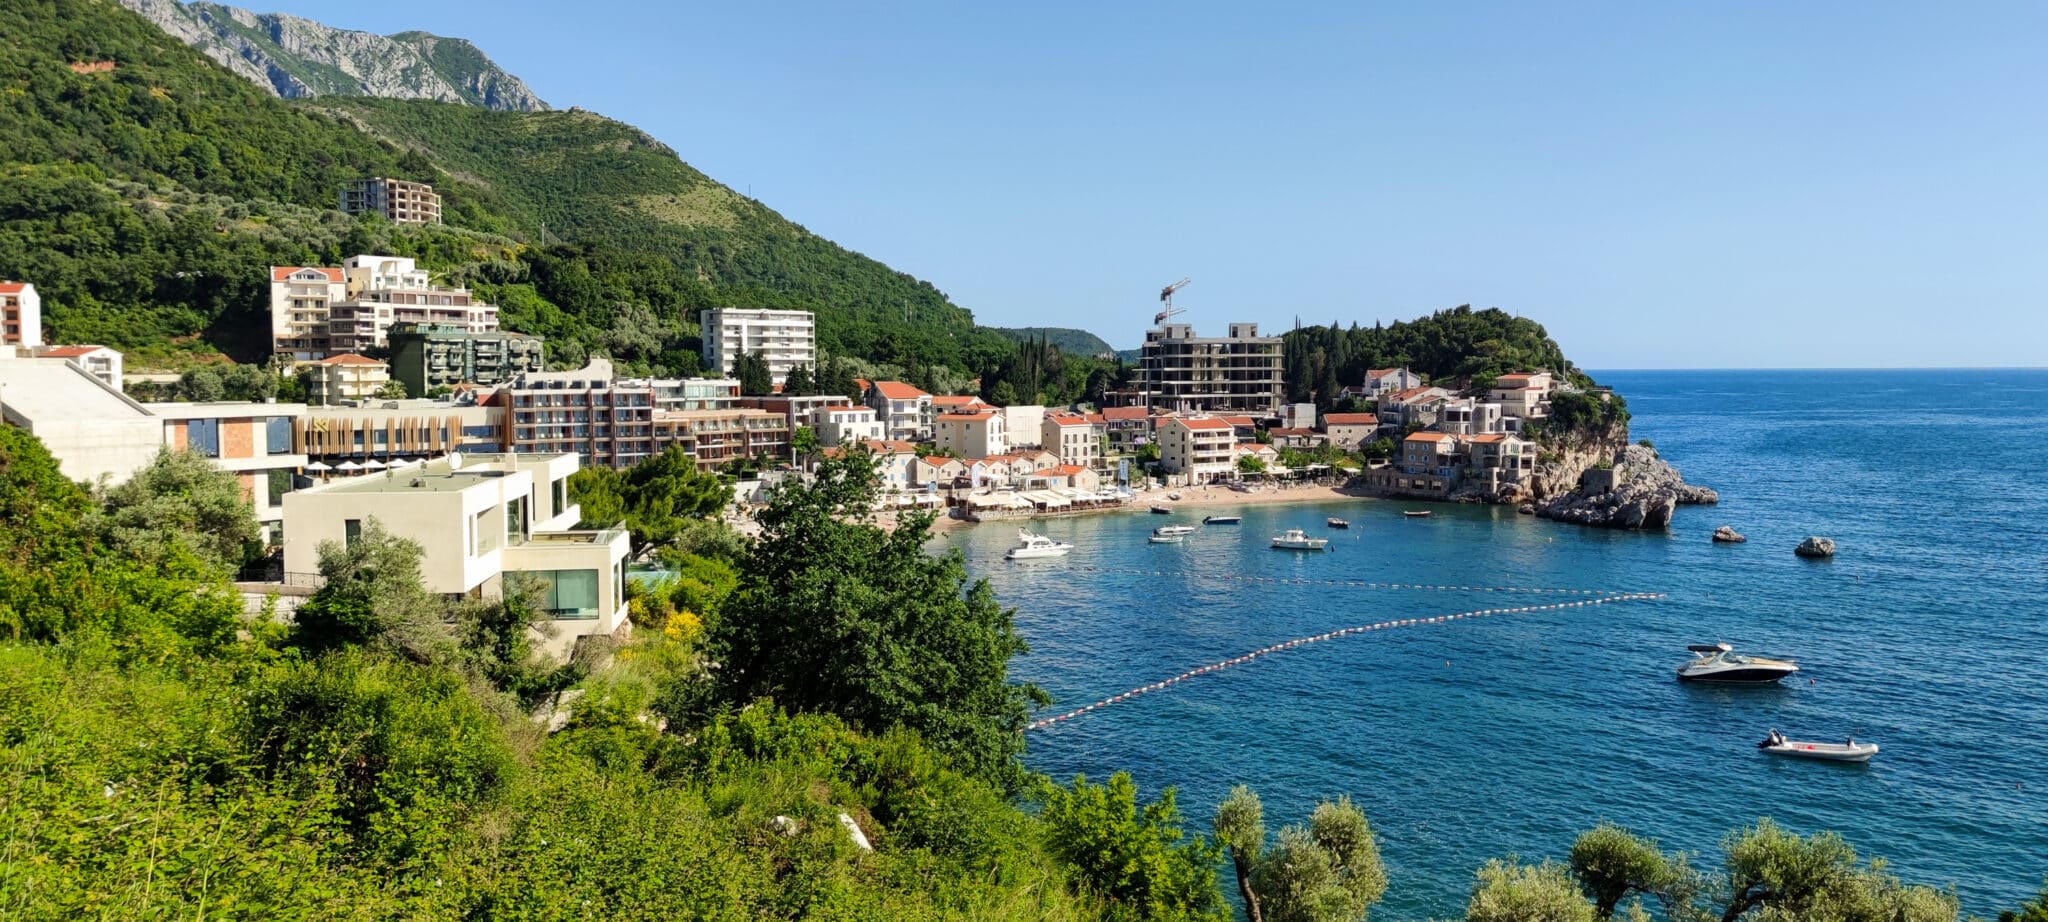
[1172,417,1233,431]
[863,439,918,453]
[1101,406,1149,420]
[1046,413,1091,427]
[1323,413,1378,425]
[1465,433,1511,443]
[1386,386,1438,402]
[1221,415,1257,426]
[1033,464,1090,477]
[1367,367,1403,379]
[315,353,384,366]
[920,455,963,467]
[932,395,987,408]
[938,410,997,421]
[1405,431,1454,443]
[870,380,930,400]
[1269,427,1315,437]
[37,345,105,357]
[0,282,29,294]
[271,266,344,283]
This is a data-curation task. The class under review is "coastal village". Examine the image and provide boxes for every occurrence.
[0,183,1598,662]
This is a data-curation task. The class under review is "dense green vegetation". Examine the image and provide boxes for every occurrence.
[980,331,1129,407]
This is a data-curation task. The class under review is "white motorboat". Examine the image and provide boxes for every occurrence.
[1203,515,1242,525]
[1151,505,1175,515]
[1153,524,1197,537]
[1677,643,1799,684]
[1758,731,1877,762]
[1271,529,1329,550]
[1148,534,1184,544]
[1005,530,1074,560]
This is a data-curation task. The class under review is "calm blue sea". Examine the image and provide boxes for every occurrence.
[934,369,2048,919]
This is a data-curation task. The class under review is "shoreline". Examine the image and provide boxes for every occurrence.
[924,482,1374,532]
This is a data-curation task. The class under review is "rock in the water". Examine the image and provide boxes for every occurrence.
[1535,444,1706,529]
[1518,503,1535,515]
[1712,525,1746,543]
[1795,536,1836,558]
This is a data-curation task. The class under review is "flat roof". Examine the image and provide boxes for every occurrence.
[313,466,517,494]
[0,359,151,421]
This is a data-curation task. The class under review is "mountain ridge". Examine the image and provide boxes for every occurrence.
[115,0,547,111]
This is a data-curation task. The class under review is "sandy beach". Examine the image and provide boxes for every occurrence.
[922,481,1374,532]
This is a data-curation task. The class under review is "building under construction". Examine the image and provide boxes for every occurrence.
[1136,321,1286,416]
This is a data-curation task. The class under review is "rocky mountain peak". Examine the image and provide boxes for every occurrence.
[116,0,547,112]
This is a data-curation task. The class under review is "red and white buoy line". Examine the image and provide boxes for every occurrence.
[989,563,1623,596]
[1023,591,1665,732]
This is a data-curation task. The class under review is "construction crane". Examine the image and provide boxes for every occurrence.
[1154,277,1191,325]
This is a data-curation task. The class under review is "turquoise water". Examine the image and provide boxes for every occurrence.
[935,369,2048,918]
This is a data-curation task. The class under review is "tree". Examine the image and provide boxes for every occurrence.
[1214,787,1388,922]
[1568,824,1697,920]
[790,425,821,463]
[377,379,409,399]
[1238,455,1267,475]
[1361,437,1396,462]
[1466,859,1596,922]
[735,350,773,396]
[989,379,1019,407]
[705,449,1040,784]
[290,519,454,662]
[1716,819,1956,922]
[92,448,262,574]
[1040,772,1227,921]
[570,446,732,556]
[180,366,225,402]
[783,362,816,396]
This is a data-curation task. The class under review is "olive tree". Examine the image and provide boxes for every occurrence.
[1213,786,1387,922]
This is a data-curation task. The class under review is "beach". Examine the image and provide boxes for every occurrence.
[920,481,1373,532]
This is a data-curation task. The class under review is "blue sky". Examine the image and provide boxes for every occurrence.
[260,1,2046,367]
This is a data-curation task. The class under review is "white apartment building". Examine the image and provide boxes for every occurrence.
[699,308,816,384]
[1157,416,1237,484]
[270,256,500,361]
[283,452,627,662]
[1363,367,1422,398]
[621,377,743,411]
[1041,412,1104,470]
[1001,404,1046,449]
[863,381,934,442]
[0,282,42,349]
[34,344,122,389]
[935,409,1007,459]
[810,404,884,447]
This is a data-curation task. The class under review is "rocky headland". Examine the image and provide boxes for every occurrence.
[1533,443,1718,530]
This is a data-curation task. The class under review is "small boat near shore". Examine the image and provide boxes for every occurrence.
[1678,643,1799,684]
[1203,514,1241,525]
[1153,525,1196,537]
[1148,534,1184,544]
[1403,510,1433,518]
[1327,517,1350,529]
[1005,530,1074,560]
[1151,505,1175,515]
[1758,730,1877,762]
[1271,529,1329,550]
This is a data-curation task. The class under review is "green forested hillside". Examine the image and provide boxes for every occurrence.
[1282,306,1590,409]
[990,326,1120,357]
[0,0,1012,374]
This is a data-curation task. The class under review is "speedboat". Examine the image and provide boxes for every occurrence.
[1677,643,1799,683]
[1758,732,1877,762]
[1150,505,1174,515]
[1203,515,1241,525]
[1148,534,1184,544]
[1271,529,1329,550]
[1403,510,1432,518]
[1005,530,1074,560]
[1327,517,1350,529]
[1153,524,1196,537]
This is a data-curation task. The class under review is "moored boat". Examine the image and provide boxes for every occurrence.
[1677,643,1799,683]
[1151,505,1175,515]
[1148,534,1184,544]
[1005,529,1074,560]
[1153,525,1197,537]
[1758,730,1877,762]
[1403,510,1432,518]
[1271,528,1329,550]
[1327,517,1349,529]
[1203,514,1241,525]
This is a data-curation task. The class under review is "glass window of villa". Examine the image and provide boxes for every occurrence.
[187,419,220,458]
[533,569,600,619]
[473,508,500,555]
[552,478,566,516]
[266,417,293,454]
[344,519,361,547]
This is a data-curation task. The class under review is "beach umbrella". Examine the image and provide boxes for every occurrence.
[362,459,387,470]
[303,460,332,472]
[335,460,363,473]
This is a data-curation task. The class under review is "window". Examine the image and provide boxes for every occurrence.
[266,417,294,454]
[344,519,362,547]
[186,419,221,458]
[505,497,526,541]
[473,508,501,555]
[552,478,566,517]
[532,569,600,619]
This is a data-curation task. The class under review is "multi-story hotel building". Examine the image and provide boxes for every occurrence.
[699,308,815,384]
[339,177,442,225]
[301,353,392,405]
[386,322,544,395]
[494,360,656,469]
[1138,322,1285,417]
[270,256,500,361]
[1156,416,1237,484]
[0,282,42,349]
[651,408,791,471]
[863,380,934,443]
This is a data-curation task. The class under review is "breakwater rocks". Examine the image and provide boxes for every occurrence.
[1536,444,1717,529]
[1713,525,1746,543]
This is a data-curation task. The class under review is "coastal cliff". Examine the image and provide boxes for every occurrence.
[1535,443,1717,529]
